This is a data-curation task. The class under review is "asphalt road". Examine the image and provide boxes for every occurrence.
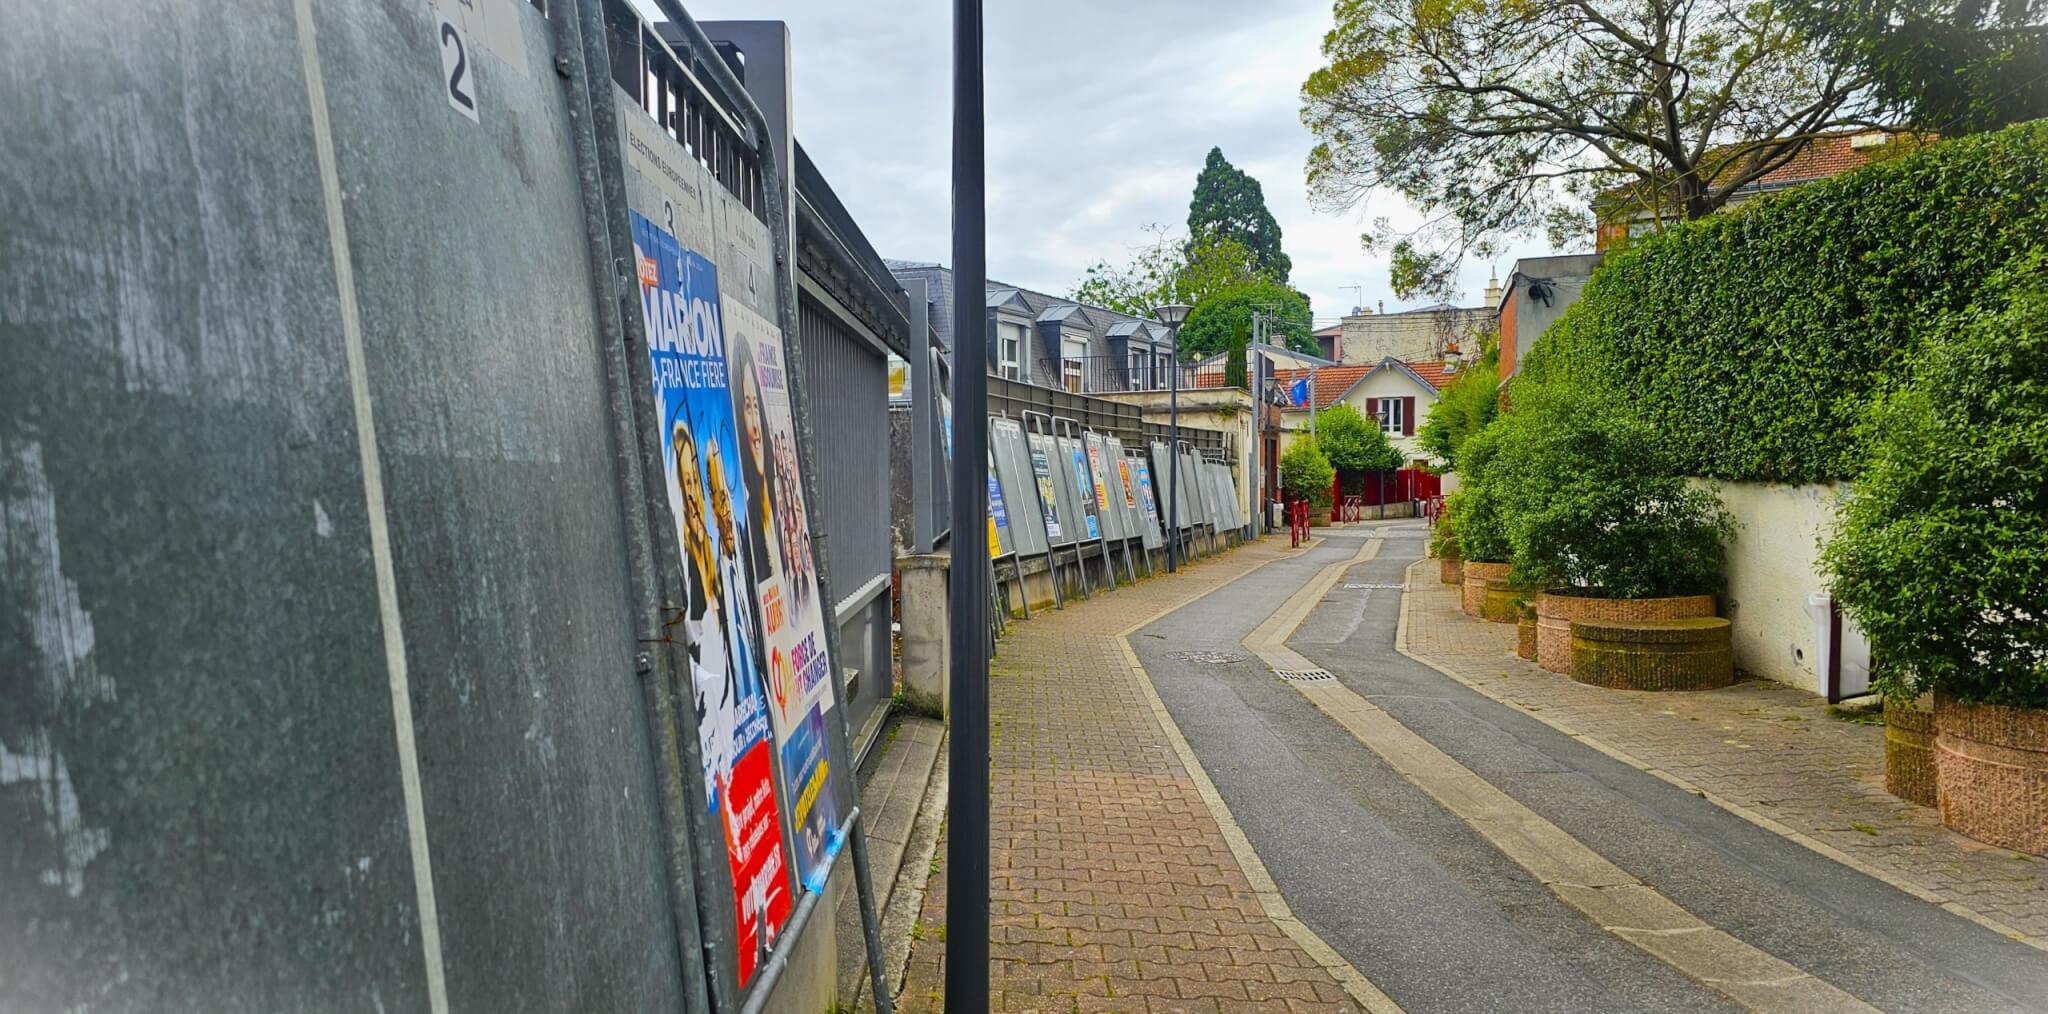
[1130,524,2048,1013]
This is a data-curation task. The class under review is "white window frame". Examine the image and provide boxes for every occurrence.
[997,322,1024,381]
[1062,336,1088,393]
[1128,346,1148,389]
[1157,352,1171,388]
[1377,398,1405,436]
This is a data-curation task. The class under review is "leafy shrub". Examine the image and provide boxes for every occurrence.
[1279,437,1336,508]
[1430,500,1459,559]
[1457,391,1731,597]
[1416,358,1499,470]
[1521,120,2048,484]
[1823,254,2048,707]
[1443,423,1514,563]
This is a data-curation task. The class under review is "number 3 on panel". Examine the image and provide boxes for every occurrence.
[438,15,479,123]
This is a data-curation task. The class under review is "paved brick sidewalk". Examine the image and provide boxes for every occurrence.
[897,538,1358,1013]
[1399,559,2048,944]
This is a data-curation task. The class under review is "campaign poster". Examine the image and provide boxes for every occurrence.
[1118,458,1138,509]
[1029,446,1062,540]
[723,296,845,894]
[1070,446,1100,539]
[1086,444,1110,512]
[1135,459,1159,516]
[987,467,1008,560]
[632,210,792,985]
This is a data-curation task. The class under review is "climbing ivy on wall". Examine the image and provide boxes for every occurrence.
[1518,119,2048,484]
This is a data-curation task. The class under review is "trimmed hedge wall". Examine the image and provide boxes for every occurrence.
[1520,120,2048,484]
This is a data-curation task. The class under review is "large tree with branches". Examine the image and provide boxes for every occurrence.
[1301,0,1887,297]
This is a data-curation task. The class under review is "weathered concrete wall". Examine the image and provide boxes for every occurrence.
[1707,482,1847,692]
[1,2,693,1010]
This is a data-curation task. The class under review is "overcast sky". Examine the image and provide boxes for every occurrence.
[645,0,1555,322]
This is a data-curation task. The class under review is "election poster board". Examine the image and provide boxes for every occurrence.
[722,297,845,895]
[632,210,791,985]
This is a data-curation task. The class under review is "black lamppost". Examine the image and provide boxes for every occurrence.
[1153,303,1191,571]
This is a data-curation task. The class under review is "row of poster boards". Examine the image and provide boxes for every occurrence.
[984,415,1242,585]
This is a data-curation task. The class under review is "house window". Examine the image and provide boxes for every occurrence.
[1377,398,1404,435]
[1062,337,1087,392]
[1157,352,1171,387]
[997,322,1024,381]
[1128,347,1148,389]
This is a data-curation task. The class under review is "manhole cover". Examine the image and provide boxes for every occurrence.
[1171,650,1245,665]
[1274,667,1337,684]
[1344,582,1404,590]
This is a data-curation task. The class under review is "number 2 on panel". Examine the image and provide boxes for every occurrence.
[438,16,479,123]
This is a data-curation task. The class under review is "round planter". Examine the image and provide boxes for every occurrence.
[1536,592,1716,675]
[1460,562,1510,618]
[1478,579,1529,624]
[1934,695,2048,856]
[1516,615,1537,660]
[1568,617,1733,691]
[1884,695,1937,808]
[1440,556,1464,586]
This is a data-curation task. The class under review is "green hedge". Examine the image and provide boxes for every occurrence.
[1521,120,2048,484]
[1821,253,2048,707]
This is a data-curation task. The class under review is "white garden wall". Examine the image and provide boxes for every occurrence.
[1701,481,1850,692]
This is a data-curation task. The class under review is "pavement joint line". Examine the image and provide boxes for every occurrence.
[1114,537,1406,1014]
[1250,535,1880,1013]
[1392,558,2048,955]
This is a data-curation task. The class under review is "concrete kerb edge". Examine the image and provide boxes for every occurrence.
[1113,538,1405,1014]
[1392,558,2048,955]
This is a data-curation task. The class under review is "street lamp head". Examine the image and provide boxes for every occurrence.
[1151,303,1193,328]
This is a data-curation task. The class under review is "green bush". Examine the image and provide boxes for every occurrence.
[1279,438,1336,509]
[1454,391,1730,597]
[1823,254,2048,708]
[1416,358,1498,470]
[1313,403,1402,474]
[1521,120,2048,484]
[1443,424,1514,563]
[1429,501,1459,559]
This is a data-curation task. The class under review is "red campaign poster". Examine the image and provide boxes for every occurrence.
[722,738,792,984]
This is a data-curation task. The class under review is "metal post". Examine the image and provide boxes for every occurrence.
[947,0,991,1007]
[909,277,935,554]
[1166,323,1180,573]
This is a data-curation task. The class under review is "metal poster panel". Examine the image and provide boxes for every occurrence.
[990,418,1049,557]
[722,297,844,896]
[1058,435,1100,541]
[987,449,1011,559]
[1100,436,1140,538]
[1028,431,1071,545]
[1126,451,1164,550]
[1148,441,1182,529]
[1082,433,1125,541]
[631,211,791,985]
[1178,448,1209,527]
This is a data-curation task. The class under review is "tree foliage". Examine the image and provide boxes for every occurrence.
[1280,438,1337,508]
[1520,120,2048,483]
[1313,403,1402,474]
[1188,147,1293,282]
[1823,253,2048,707]
[1785,0,2048,134]
[1224,319,1250,389]
[1301,0,1886,299]
[1070,225,1265,317]
[1178,281,1318,360]
[1416,334,1500,469]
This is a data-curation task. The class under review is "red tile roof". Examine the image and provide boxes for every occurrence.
[1194,358,1450,408]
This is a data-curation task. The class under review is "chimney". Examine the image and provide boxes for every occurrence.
[1484,273,1502,307]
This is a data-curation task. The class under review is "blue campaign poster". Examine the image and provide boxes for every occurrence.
[632,210,792,980]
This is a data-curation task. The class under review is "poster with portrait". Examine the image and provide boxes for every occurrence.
[632,210,792,986]
[1118,458,1138,509]
[1070,446,1100,539]
[1029,446,1062,540]
[721,296,845,894]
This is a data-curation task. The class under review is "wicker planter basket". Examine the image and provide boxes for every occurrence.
[1516,615,1537,660]
[1535,591,1716,675]
[1568,617,1734,691]
[1884,695,1937,807]
[1934,695,2048,855]
[1460,562,1510,618]
[1441,557,1464,586]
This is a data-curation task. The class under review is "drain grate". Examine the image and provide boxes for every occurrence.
[1274,667,1337,684]
[1172,650,1245,665]
[1343,582,1404,590]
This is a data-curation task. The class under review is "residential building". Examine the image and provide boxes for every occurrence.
[885,261,1177,394]
[1331,300,1494,365]
[1494,253,1603,381]
[1595,129,1923,251]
